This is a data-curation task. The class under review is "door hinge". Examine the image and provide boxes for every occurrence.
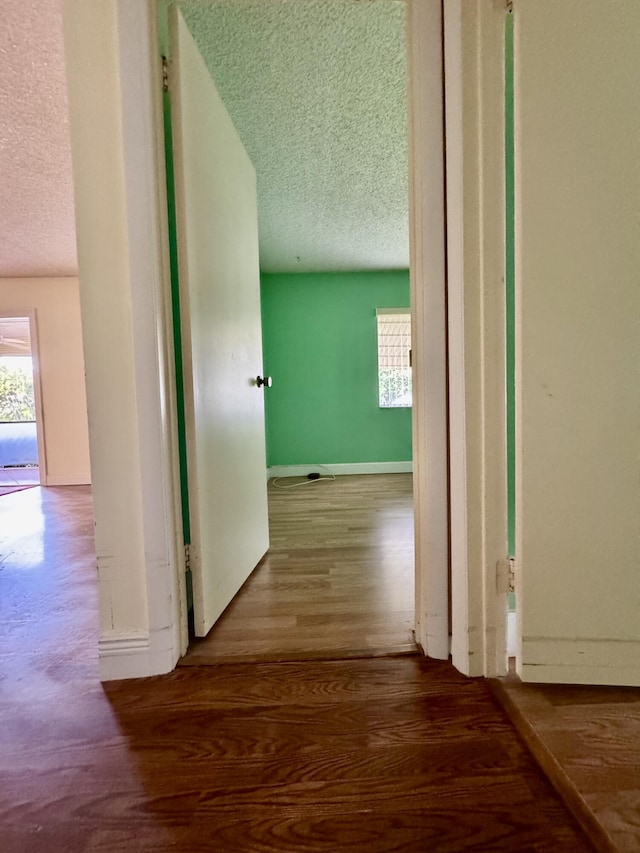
[496,557,515,594]
[184,543,191,572]
[162,56,169,93]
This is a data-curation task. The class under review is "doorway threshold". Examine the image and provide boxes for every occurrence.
[180,642,419,667]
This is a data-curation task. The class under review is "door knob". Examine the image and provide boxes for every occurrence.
[256,376,272,388]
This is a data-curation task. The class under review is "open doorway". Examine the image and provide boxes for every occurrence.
[0,315,42,497]
[162,0,422,663]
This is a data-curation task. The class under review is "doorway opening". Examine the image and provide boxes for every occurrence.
[162,0,422,664]
[0,316,41,497]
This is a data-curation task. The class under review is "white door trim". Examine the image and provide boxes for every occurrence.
[407,0,449,660]
[409,0,509,676]
[63,0,187,680]
[445,0,508,678]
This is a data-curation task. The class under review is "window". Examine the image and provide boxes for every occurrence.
[376,308,412,408]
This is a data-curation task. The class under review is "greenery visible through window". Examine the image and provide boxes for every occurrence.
[0,357,35,422]
[377,308,412,408]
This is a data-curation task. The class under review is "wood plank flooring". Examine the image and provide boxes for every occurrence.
[0,485,594,852]
[182,474,417,664]
[492,674,640,852]
[98,657,593,852]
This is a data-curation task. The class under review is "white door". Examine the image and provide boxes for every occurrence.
[515,0,640,685]
[169,8,270,637]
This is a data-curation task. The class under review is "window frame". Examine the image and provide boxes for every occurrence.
[376,307,412,409]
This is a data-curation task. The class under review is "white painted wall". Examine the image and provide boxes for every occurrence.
[516,0,640,685]
[63,0,185,680]
[0,277,90,485]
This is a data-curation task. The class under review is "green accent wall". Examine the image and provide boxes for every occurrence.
[163,90,193,613]
[261,271,412,466]
[163,91,191,546]
[505,13,516,559]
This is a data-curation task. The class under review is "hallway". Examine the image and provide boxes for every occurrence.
[0,485,592,851]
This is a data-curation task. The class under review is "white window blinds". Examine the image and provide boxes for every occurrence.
[0,317,31,357]
[376,308,412,408]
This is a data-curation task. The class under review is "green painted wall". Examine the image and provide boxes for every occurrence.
[505,13,516,559]
[163,90,193,612]
[163,91,191,546]
[261,271,412,466]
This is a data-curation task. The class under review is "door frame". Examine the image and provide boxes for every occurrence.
[162,0,457,661]
[63,0,507,680]
[407,0,450,661]
[443,0,508,677]
[162,0,508,673]
[409,0,508,675]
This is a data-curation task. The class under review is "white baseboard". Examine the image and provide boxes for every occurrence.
[45,473,92,486]
[267,461,413,479]
[520,637,640,686]
[98,630,178,681]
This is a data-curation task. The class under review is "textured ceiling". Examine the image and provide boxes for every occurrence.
[1,0,408,279]
[168,0,408,272]
[0,0,77,277]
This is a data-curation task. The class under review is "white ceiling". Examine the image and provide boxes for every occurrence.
[0,0,77,278]
[169,0,409,272]
[0,0,408,278]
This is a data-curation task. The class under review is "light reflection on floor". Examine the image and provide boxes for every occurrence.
[0,465,40,496]
[0,485,44,564]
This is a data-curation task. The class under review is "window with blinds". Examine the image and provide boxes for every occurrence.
[376,308,412,408]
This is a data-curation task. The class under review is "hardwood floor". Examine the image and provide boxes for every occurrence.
[492,674,640,852]
[0,484,594,851]
[99,657,592,852]
[182,474,417,664]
